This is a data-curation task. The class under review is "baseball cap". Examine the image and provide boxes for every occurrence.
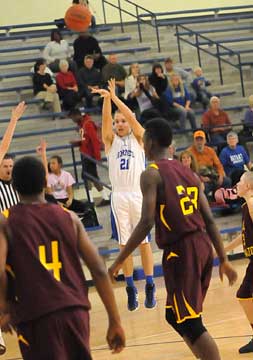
[194,130,206,139]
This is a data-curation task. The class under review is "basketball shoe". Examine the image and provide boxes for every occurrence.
[145,283,156,309]
[126,286,139,311]
[0,331,6,355]
[239,338,253,353]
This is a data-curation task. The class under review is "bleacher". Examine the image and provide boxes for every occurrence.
[1,5,253,256]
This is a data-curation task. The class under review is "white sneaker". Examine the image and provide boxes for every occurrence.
[0,332,6,355]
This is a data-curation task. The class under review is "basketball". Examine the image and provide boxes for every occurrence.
[64,4,92,32]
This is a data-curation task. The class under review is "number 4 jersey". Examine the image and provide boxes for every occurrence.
[151,159,206,249]
[3,203,90,325]
[108,132,145,192]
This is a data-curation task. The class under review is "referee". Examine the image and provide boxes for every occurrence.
[0,154,19,212]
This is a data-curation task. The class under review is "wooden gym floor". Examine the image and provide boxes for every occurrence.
[2,258,253,360]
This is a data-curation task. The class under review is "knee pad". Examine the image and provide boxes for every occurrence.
[179,317,207,344]
[165,308,184,337]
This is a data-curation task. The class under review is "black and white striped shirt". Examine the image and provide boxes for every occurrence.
[0,179,19,211]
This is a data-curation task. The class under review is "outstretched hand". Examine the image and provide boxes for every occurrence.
[219,260,238,286]
[106,322,125,354]
[108,79,116,98]
[36,138,47,156]
[91,88,110,98]
[11,101,27,122]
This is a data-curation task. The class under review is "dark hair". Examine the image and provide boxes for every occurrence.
[84,55,94,61]
[50,155,63,167]
[68,108,82,117]
[51,29,62,41]
[12,157,46,196]
[164,57,173,64]
[34,58,46,72]
[2,153,14,161]
[152,63,163,74]
[144,118,172,148]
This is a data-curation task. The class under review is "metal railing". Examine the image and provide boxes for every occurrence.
[174,24,245,97]
[101,0,161,52]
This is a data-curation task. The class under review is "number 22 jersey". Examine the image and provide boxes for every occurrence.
[108,132,145,192]
[151,159,207,248]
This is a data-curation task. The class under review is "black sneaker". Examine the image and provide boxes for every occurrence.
[239,338,253,353]
[126,286,139,311]
[145,283,157,309]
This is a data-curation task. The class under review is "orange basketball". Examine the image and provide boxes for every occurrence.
[64,4,92,32]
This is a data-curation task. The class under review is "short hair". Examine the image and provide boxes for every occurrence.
[84,55,94,61]
[2,153,14,161]
[164,57,173,64]
[50,155,63,166]
[227,131,238,140]
[59,59,69,69]
[34,58,46,72]
[152,63,163,73]
[144,118,172,148]
[210,96,220,103]
[12,157,46,196]
[242,172,253,189]
[68,108,82,117]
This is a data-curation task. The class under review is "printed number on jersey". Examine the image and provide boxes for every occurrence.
[39,241,62,281]
[176,185,198,216]
[120,158,129,170]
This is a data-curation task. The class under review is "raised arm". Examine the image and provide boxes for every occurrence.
[0,102,26,164]
[108,79,144,143]
[70,211,125,354]
[91,88,114,153]
[36,139,48,180]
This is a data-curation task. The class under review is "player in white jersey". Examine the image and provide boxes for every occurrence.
[93,80,156,311]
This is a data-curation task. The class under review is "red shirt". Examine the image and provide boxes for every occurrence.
[79,115,101,160]
[56,71,77,90]
[201,109,232,134]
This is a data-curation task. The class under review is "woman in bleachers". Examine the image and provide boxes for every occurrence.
[56,60,80,111]
[43,29,77,74]
[124,63,140,109]
[164,73,197,130]
[148,63,168,97]
[33,59,61,113]
[243,95,253,131]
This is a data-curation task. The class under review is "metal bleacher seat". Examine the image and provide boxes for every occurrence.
[0,98,43,107]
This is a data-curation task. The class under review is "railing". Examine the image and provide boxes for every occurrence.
[174,24,245,97]
[101,0,161,52]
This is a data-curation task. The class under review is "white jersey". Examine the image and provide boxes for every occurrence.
[108,132,145,192]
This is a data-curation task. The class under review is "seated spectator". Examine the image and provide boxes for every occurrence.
[56,59,79,110]
[47,155,88,213]
[164,57,196,102]
[43,30,76,74]
[77,55,102,108]
[149,63,168,97]
[69,108,110,206]
[219,131,252,186]
[191,67,211,109]
[179,149,204,189]
[73,32,107,70]
[201,96,232,146]
[164,74,197,130]
[187,129,231,198]
[168,140,178,160]
[124,63,140,109]
[102,54,127,95]
[243,94,253,132]
[33,59,61,113]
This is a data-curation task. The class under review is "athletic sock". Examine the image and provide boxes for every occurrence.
[125,276,134,288]
[146,275,154,285]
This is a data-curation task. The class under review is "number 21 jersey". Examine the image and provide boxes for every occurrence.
[108,132,145,192]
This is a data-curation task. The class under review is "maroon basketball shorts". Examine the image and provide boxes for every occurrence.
[162,231,213,324]
[17,306,92,360]
[237,259,253,299]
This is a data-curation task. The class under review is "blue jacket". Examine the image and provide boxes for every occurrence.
[164,85,190,107]
[219,145,249,176]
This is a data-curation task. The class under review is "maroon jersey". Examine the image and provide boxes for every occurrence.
[4,203,90,325]
[151,159,206,248]
[241,202,253,258]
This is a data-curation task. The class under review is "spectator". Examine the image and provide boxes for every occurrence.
[149,63,168,96]
[191,66,212,109]
[168,140,178,160]
[243,95,253,132]
[219,131,252,186]
[102,54,127,94]
[164,74,197,130]
[69,109,110,206]
[124,63,140,109]
[43,30,76,74]
[187,129,231,197]
[201,96,232,145]
[179,150,199,173]
[0,154,19,212]
[164,57,196,102]
[47,155,89,213]
[33,59,61,113]
[56,59,79,110]
[73,32,107,70]
[77,55,102,108]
